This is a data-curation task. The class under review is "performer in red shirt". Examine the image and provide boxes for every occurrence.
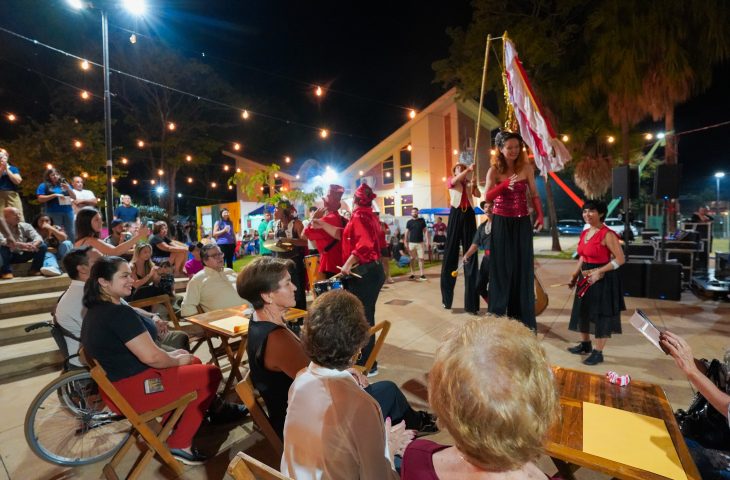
[310,183,385,376]
[303,184,346,277]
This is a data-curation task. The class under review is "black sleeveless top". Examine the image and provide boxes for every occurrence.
[246,317,295,439]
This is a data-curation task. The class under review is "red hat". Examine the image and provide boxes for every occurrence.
[354,183,376,207]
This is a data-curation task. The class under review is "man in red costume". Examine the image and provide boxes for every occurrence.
[303,184,346,278]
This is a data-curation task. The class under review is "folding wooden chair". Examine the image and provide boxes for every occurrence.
[235,371,283,458]
[79,348,197,479]
[227,452,292,480]
[357,320,391,374]
[129,294,210,355]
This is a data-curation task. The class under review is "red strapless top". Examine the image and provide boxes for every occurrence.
[493,179,529,217]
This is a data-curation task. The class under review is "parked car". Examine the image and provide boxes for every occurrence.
[584,217,639,237]
[557,219,584,235]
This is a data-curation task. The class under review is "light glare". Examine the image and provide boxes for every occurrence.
[122,0,147,16]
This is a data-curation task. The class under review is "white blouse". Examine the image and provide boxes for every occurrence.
[281,362,398,480]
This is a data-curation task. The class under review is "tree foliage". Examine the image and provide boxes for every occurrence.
[231,163,323,208]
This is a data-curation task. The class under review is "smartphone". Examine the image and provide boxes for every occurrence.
[143,377,164,394]
[629,309,668,354]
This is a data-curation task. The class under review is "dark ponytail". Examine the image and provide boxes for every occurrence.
[83,256,127,308]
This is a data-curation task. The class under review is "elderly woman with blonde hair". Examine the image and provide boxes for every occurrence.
[401,317,560,479]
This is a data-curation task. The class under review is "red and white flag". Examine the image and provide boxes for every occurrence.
[504,38,571,174]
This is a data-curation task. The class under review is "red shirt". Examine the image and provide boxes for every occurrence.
[577,225,619,264]
[449,177,471,209]
[342,206,384,265]
[303,211,346,274]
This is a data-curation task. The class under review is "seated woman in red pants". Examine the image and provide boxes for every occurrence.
[80,256,222,466]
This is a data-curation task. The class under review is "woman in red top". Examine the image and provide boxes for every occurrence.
[567,200,626,365]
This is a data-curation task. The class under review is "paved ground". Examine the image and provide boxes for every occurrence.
[1,249,728,479]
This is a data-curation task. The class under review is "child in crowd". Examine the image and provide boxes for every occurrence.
[184,243,204,278]
[156,260,176,298]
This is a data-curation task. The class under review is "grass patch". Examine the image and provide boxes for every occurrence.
[535,250,576,260]
[715,238,729,252]
[232,255,258,272]
[388,259,442,277]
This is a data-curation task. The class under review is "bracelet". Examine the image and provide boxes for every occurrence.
[610,260,620,270]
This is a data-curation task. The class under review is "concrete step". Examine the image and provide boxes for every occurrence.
[0,291,61,320]
[0,337,63,384]
[0,313,53,347]
[0,274,70,299]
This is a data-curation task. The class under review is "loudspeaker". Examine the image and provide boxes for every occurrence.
[653,164,682,199]
[612,166,639,199]
[646,261,682,300]
[620,260,648,297]
[626,243,654,259]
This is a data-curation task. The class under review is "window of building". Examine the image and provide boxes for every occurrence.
[400,147,412,182]
[383,156,394,185]
[384,196,395,216]
[400,194,413,216]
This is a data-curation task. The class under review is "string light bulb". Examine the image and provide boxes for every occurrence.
[132,179,138,185]
[185,155,192,162]
[442,176,447,182]
[315,85,323,97]
[282,186,287,192]
[223,165,230,171]
[157,169,164,176]
[129,34,137,44]
[211,182,217,188]
[561,134,569,143]
[490,149,497,156]
[81,172,89,178]
[73,140,83,148]
[7,113,16,122]
[409,109,416,119]
[80,90,90,100]
[319,129,328,139]
[296,174,300,180]
[285,156,291,163]
[407,144,412,152]
[120,157,128,165]
[645,133,653,141]
[187,177,193,184]
[233,142,241,151]
[137,140,145,148]
[241,110,250,120]
[453,149,458,155]
[236,168,241,173]
[274,173,279,178]
[359,170,364,176]
[228,185,233,190]
[46,163,53,170]
[386,172,391,178]
[405,171,411,177]
[80,59,90,71]
[111,177,116,183]
[607,135,615,144]
[150,179,156,185]
[167,122,176,131]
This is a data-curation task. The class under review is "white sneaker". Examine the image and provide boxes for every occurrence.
[40,266,61,277]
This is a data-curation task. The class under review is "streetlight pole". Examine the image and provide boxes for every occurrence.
[101,9,114,227]
[716,172,725,212]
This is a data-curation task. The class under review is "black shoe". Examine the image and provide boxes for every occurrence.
[207,401,249,425]
[583,350,604,366]
[170,447,207,465]
[415,411,439,435]
[409,274,416,280]
[567,341,592,355]
[442,303,451,309]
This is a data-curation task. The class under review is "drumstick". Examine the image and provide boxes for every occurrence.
[451,262,465,278]
[550,283,570,288]
[337,266,363,278]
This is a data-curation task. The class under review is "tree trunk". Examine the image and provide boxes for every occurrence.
[167,167,177,216]
[664,106,677,164]
[621,114,630,165]
[545,176,562,252]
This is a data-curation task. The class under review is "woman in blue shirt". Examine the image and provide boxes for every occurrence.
[36,168,76,241]
[213,208,236,268]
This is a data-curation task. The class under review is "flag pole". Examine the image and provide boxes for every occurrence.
[473,34,492,187]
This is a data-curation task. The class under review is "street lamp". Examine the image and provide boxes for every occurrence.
[716,172,726,212]
[67,0,147,227]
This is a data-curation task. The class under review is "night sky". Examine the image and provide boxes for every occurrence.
[0,0,727,209]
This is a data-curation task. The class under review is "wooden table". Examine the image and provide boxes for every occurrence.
[187,306,307,396]
[547,366,701,480]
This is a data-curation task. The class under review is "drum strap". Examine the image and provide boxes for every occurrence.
[323,215,347,253]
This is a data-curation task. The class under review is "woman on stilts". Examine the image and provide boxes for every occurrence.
[440,163,481,313]
[483,131,543,330]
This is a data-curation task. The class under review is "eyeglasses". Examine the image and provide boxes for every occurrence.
[207,252,224,258]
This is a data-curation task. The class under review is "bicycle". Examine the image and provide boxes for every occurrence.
[23,320,131,466]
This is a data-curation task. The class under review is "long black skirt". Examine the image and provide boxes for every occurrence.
[568,262,625,338]
[487,214,535,330]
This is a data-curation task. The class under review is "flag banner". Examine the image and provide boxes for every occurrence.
[503,38,571,174]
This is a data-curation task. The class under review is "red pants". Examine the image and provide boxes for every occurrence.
[105,358,221,449]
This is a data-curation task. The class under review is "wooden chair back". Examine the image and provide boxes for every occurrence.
[79,348,197,479]
[359,320,391,374]
[227,452,292,480]
[235,371,284,458]
[129,294,207,354]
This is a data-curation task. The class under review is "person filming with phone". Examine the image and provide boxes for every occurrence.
[36,167,76,241]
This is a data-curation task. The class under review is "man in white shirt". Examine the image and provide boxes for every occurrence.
[57,247,189,367]
[180,243,247,317]
[70,176,98,215]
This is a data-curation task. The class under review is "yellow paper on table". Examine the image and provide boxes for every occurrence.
[209,315,249,334]
[583,402,687,480]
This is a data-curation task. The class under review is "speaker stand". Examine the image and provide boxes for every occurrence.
[622,196,632,260]
[659,198,668,264]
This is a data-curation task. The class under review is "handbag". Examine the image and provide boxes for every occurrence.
[675,358,730,450]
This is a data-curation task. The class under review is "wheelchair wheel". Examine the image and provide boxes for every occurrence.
[25,370,131,466]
